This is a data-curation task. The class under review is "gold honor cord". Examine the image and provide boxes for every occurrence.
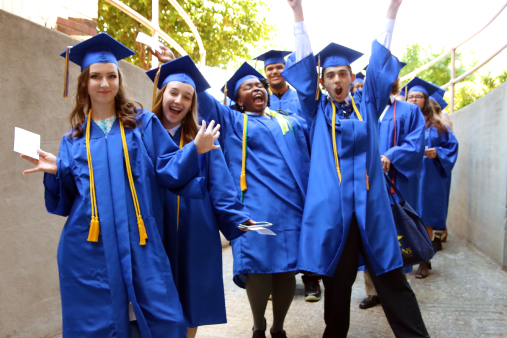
[176,134,184,230]
[240,113,249,202]
[86,110,100,242]
[329,96,369,190]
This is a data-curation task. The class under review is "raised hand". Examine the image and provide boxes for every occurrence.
[287,0,302,8]
[194,120,221,155]
[287,0,304,22]
[386,0,403,20]
[150,45,175,64]
[21,149,57,175]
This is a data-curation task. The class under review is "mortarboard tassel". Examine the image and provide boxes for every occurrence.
[223,83,228,105]
[63,46,72,99]
[240,113,249,202]
[405,86,408,101]
[315,55,321,100]
[152,66,162,107]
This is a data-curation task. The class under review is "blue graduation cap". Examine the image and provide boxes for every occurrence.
[430,90,448,110]
[254,50,292,67]
[352,72,365,85]
[59,33,134,98]
[221,62,265,103]
[316,43,363,69]
[400,61,407,69]
[146,55,210,92]
[401,77,441,97]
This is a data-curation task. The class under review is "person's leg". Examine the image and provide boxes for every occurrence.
[130,321,142,338]
[271,272,296,334]
[246,273,272,331]
[361,245,429,337]
[359,270,381,309]
[322,216,361,338]
[187,327,198,338]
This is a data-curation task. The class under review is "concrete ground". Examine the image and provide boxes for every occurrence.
[197,232,507,338]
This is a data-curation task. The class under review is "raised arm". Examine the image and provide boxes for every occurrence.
[197,90,238,144]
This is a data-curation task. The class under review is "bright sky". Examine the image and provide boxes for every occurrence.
[203,0,507,98]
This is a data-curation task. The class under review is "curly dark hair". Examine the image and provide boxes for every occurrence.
[234,78,271,113]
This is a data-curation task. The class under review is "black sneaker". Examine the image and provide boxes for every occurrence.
[433,233,443,252]
[359,295,381,309]
[303,278,322,302]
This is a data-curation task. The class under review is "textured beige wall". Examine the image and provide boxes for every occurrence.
[448,82,507,270]
[0,9,152,337]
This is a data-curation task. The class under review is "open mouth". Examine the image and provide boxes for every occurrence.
[253,92,264,104]
[168,106,182,115]
[335,87,343,96]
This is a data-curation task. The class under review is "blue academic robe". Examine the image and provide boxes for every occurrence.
[379,100,425,208]
[43,110,204,338]
[282,40,404,277]
[418,126,459,230]
[162,127,251,328]
[270,86,301,115]
[197,91,310,288]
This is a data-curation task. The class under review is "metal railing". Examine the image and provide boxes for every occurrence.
[103,0,206,67]
[400,2,507,113]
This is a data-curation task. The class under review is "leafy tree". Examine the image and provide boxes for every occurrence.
[97,0,275,70]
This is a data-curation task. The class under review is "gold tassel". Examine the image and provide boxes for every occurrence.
[315,55,321,101]
[223,83,228,105]
[405,86,408,101]
[137,216,148,245]
[152,66,161,107]
[87,216,100,242]
[63,46,72,99]
[366,171,370,191]
[240,171,247,191]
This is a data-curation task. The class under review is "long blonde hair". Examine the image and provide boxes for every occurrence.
[69,66,141,138]
[151,83,199,146]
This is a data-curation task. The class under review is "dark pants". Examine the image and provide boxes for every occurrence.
[130,321,142,338]
[322,215,430,338]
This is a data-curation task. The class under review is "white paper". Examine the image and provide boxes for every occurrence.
[14,127,40,160]
[255,228,276,236]
[136,32,162,53]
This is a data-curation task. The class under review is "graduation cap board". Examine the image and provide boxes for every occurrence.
[254,50,292,68]
[221,62,265,103]
[402,77,441,97]
[352,72,365,85]
[60,32,134,98]
[430,90,448,110]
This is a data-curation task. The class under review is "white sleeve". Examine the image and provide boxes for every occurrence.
[376,19,396,51]
[294,21,312,62]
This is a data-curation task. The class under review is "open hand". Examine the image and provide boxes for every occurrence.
[238,219,256,232]
[21,149,57,175]
[150,45,175,64]
[194,120,221,155]
[381,155,391,173]
[425,148,438,159]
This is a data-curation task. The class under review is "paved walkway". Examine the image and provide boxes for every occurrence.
[197,232,507,338]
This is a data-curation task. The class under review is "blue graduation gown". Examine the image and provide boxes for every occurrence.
[379,100,425,208]
[418,126,458,230]
[162,127,251,327]
[43,110,204,338]
[270,86,301,115]
[282,40,404,277]
[197,91,310,288]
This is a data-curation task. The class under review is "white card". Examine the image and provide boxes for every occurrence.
[255,228,276,236]
[14,127,40,160]
[136,32,162,53]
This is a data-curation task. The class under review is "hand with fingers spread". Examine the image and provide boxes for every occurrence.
[381,155,391,173]
[194,120,221,155]
[21,149,57,175]
[238,219,257,232]
[150,45,175,64]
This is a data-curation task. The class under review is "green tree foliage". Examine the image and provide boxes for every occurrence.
[98,0,275,70]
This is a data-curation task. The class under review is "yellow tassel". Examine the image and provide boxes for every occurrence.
[87,216,100,242]
[315,55,321,101]
[137,216,148,245]
[152,66,161,107]
[366,171,370,191]
[63,46,72,99]
[240,171,247,191]
[223,83,228,105]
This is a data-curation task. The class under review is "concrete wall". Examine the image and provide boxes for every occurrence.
[448,82,507,270]
[0,10,152,337]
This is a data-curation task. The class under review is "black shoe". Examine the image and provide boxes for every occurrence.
[359,295,381,309]
[433,234,443,252]
[252,318,266,338]
[270,330,287,338]
[303,277,322,302]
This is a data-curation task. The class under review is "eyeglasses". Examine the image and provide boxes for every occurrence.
[407,95,424,100]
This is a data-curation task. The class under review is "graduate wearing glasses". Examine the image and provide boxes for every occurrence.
[20,33,220,338]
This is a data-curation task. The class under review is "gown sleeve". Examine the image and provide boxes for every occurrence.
[384,104,425,178]
[141,112,206,199]
[434,128,459,177]
[43,136,78,216]
[207,144,251,241]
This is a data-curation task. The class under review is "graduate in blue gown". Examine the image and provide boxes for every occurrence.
[405,77,459,278]
[195,61,310,337]
[254,50,301,115]
[282,1,429,337]
[145,56,254,338]
[20,33,221,338]
[350,72,365,93]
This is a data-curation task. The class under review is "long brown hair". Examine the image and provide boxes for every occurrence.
[69,65,141,138]
[424,96,447,134]
[151,83,199,146]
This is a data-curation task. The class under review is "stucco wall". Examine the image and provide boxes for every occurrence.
[448,82,507,270]
[0,9,152,337]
